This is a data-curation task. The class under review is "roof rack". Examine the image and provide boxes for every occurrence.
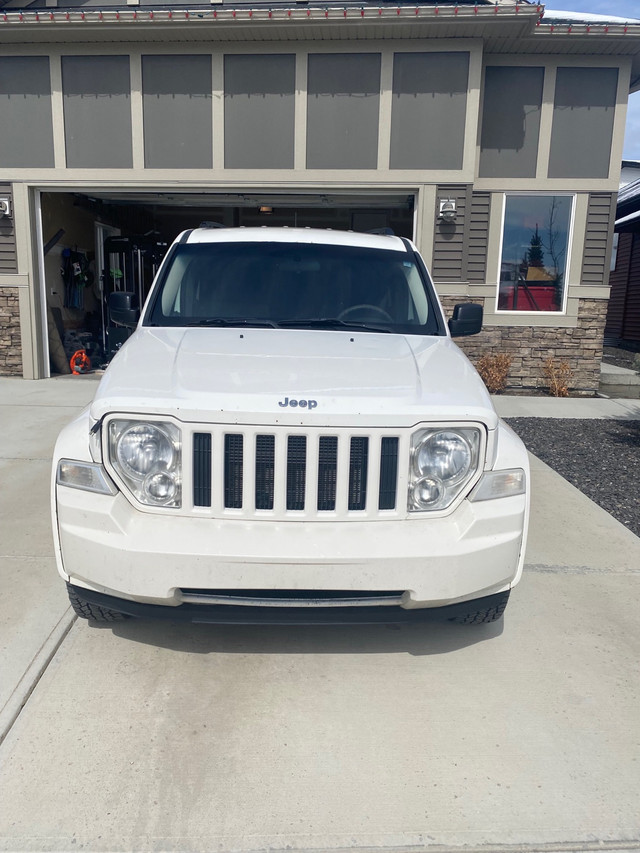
[367,227,395,236]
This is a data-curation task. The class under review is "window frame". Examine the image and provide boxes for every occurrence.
[495,191,576,316]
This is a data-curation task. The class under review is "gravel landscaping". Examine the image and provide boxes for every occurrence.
[506,417,640,539]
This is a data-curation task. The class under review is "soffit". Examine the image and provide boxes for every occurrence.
[0,4,639,88]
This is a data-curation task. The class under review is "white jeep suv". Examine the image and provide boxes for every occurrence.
[52,226,529,626]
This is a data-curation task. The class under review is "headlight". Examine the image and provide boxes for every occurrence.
[409,427,481,512]
[108,419,181,507]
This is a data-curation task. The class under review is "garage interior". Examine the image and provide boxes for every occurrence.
[40,190,415,376]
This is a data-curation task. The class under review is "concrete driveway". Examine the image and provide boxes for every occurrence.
[1,377,639,852]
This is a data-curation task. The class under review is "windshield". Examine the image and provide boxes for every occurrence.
[145,240,442,334]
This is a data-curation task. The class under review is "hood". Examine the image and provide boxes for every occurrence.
[91,327,497,428]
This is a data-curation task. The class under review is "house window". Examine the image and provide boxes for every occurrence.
[498,195,573,313]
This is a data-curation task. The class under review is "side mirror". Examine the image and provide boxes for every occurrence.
[109,292,140,328]
[448,303,483,337]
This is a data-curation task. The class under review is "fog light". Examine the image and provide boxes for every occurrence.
[410,476,444,508]
[143,470,178,505]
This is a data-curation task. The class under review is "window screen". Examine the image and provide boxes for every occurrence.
[390,52,469,170]
[0,57,54,168]
[548,67,618,179]
[62,56,132,168]
[224,55,295,169]
[143,55,212,169]
[306,53,381,170]
[479,66,544,179]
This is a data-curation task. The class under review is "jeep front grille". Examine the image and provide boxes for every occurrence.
[190,428,402,519]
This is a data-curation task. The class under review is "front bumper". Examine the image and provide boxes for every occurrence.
[55,483,527,610]
[68,584,510,624]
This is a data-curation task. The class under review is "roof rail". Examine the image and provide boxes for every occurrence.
[199,221,226,229]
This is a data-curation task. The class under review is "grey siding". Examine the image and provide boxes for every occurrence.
[306,53,380,170]
[467,192,490,283]
[390,52,469,170]
[623,235,640,343]
[605,232,631,340]
[479,66,543,179]
[62,56,133,168]
[431,185,469,282]
[0,184,17,274]
[0,57,55,168]
[143,55,213,169]
[581,193,616,287]
[549,68,618,179]
[224,55,295,169]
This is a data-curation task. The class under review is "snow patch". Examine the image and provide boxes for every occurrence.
[543,9,640,25]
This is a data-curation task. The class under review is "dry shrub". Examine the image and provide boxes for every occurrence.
[475,353,512,394]
[543,357,573,397]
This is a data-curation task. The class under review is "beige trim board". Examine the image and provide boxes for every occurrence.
[6,179,424,197]
[567,285,610,300]
[18,286,35,380]
[474,177,621,192]
[0,38,485,58]
[129,53,144,171]
[484,313,579,329]
[0,169,480,184]
[416,185,436,268]
[0,275,29,288]
[483,54,634,70]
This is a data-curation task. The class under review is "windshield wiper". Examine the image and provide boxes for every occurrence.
[188,317,279,328]
[278,318,391,333]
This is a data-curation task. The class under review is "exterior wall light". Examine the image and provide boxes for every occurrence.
[259,206,273,215]
[438,199,457,222]
[0,198,11,218]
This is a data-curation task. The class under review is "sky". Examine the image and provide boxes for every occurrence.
[543,0,640,160]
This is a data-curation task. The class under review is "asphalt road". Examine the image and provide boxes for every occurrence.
[1,377,639,853]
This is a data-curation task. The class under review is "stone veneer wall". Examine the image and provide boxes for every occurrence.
[440,297,607,396]
[0,288,23,376]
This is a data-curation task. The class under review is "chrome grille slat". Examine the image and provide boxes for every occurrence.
[273,434,288,515]
[335,434,352,515]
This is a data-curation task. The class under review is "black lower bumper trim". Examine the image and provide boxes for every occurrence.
[70,585,508,626]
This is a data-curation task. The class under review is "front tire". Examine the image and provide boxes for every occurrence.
[449,590,510,625]
[67,584,130,622]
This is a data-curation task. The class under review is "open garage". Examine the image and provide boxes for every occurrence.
[40,189,415,376]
